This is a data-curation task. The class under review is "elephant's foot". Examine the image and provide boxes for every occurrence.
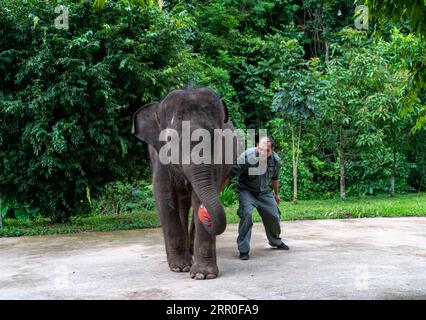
[190,261,219,280]
[168,254,192,273]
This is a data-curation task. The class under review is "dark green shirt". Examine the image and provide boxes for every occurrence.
[231,147,280,193]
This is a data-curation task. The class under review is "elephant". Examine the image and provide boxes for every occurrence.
[132,87,237,280]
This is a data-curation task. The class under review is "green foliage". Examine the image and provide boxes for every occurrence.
[0,199,40,222]
[0,0,198,217]
[92,180,155,215]
[266,27,424,199]
[365,0,426,36]
[365,0,426,130]
[93,0,163,9]
[302,0,355,59]
[272,57,324,121]
[236,34,306,128]
[190,0,308,128]
[385,29,426,131]
[220,182,238,207]
[268,118,338,200]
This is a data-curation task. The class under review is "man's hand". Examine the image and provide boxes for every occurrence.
[272,180,280,204]
[274,192,280,205]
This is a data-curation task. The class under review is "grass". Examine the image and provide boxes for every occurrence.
[0,211,159,237]
[1,193,426,237]
[227,192,426,225]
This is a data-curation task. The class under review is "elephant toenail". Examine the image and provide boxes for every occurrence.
[195,273,205,280]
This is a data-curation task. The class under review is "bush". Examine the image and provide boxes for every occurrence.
[220,182,238,207]
[91,180,155,215]
[0,199,41,221]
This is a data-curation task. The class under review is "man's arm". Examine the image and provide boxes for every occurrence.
[272,180,280,204]
[230,152,248,178]
[271,155,280,204]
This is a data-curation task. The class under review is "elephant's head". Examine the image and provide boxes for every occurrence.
[132,87,231,236]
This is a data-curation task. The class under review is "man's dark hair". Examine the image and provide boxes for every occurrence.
[267,136,276,149]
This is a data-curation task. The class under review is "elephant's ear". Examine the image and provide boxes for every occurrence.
[221,100,229,123]
[132,102,161,150]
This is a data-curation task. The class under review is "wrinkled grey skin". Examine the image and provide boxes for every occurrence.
[132,87,236,280]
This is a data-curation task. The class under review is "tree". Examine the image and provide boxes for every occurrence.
[365,0,426,35]
[320,28,416,198]
[272,56,323,204]
[365,0,426,130]
[320,29,378,199]
[296,0,354,61]
[320,57,358,200]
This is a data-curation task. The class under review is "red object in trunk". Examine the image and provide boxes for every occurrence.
[198,204,213,229]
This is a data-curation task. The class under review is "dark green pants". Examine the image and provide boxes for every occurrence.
[236,188,282,253]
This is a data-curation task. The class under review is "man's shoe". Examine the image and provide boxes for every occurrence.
[239,252,249,260]
[276,242,290,250]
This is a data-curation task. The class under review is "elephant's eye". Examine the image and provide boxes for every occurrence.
[170,112,183,126]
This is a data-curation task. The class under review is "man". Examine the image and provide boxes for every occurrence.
[231,136,289,260]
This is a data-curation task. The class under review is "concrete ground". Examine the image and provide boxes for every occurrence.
[0,217,425,300]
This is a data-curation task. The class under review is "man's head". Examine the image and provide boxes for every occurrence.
[257,136,275,159]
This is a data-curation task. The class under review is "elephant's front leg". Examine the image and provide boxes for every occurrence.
[156,196,192,272]
[190,194,219,280]
[154,178,192,272]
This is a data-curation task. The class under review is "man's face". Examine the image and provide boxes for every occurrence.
[257,138,272,160]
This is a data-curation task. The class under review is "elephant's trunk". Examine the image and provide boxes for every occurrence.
[187,165,226,236]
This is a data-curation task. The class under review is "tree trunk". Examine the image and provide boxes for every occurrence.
[338,126,346,200]
[291,118,302,205]
[325,40,330,66]
[390,176,396,197]
[293,165,298,205]
[390,149,396,197]
[390,133,397,197]
[291,120,297,205]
